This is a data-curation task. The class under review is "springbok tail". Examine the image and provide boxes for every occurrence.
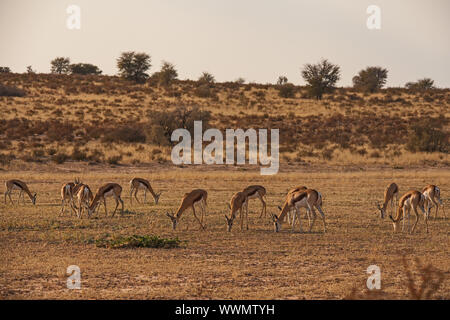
[317,192,323,206]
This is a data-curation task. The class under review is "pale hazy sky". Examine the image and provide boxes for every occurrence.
[1,0,449,87]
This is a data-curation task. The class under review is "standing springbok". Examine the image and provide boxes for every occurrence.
[76,184,94,218]
[87,183,124,217]
[4,180,36,205]
[242,185,267,218]
[129,177,162,205]
[421,185,444,219]
[166,189,208,231]
[375,182,399,219]
[389,190,428,234]
[225,191,248,232]
[272,189,326,233]
[59,178,83,216]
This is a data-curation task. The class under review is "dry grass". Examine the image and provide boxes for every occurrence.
[0,73,448,168]
[0,166,448,299]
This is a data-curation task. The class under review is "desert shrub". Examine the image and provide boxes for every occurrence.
[32,149,45,158]
[321,148,334,160]
[406,121,448,153]
[0,153,15,165]
[0,84,26,97]
[117,51,151,83]
[405,78,435,92]
[147,106,211,146]
[198,72,215,85]
[71,147,88,161]
[369,151,381,158]
[235,77,245,84]
[93,234,183,249]
[46,147,57,156]
[52,152,69,164]
[46,121,75,142]
[277,76,288,85]
[87,149,104,163]
[352,66,388,93]
[101,126,146,143]
[0,67,11,73]
[69,63,102,75]
[277,83,296,98]
[195,84,216,98]
[301,59,341,100]
[0,141,11,150]
[107,155,122,165]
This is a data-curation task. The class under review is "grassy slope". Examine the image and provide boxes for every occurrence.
[0,73,448,169]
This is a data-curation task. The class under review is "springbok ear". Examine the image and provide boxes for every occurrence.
[227,203,231,210]
[224,214,229,221]
[277,205,282,211]
[166,212,173,218]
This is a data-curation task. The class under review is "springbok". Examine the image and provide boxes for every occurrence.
[285,185,308,225]
[272,189,326,233]
[389,190,428,234]
[225,191,248,232]
[421,185,444,219]
[4,180,36,205]
[59,178,83,216]
[375,182,399,219]
[87,183,124,217]
[241,185,266,218]
[76,184,94,218]
[129,177,162,205]
[166,189,208,231]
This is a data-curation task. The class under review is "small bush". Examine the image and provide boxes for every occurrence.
[107,155,122,165]
[52,152,69,164]
[69,63,102,75]
[0,153,14,165]
[32,149,45,158]
[46,148,57,156]
[94,234,183,249]
[277,83,296,98]
[88,149,104,163]
[71,147,88,161]
[0,66,11,73]
[0,85,26,97]
[369,151,381,158]
[102,126,146,143]
[195,84,215,98]
[406,122,448,153]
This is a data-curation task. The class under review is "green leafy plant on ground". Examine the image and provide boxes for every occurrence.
[93,234,184,249]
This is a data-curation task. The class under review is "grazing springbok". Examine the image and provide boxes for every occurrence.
[59,178,83,216]
[375,182,399,219]
[272,189,326,233]
[422,185,444,219]
[225,191,248,232]
[76,184,94,218]
[129,177,162,205]
[4,179,36,205]
[389,190,428,234]
[166,189,208,231]
[87,183,124,217]
[285,185,308,225]
[241,185,267,218]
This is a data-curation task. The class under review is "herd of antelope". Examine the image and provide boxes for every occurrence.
[3,178,445,234]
